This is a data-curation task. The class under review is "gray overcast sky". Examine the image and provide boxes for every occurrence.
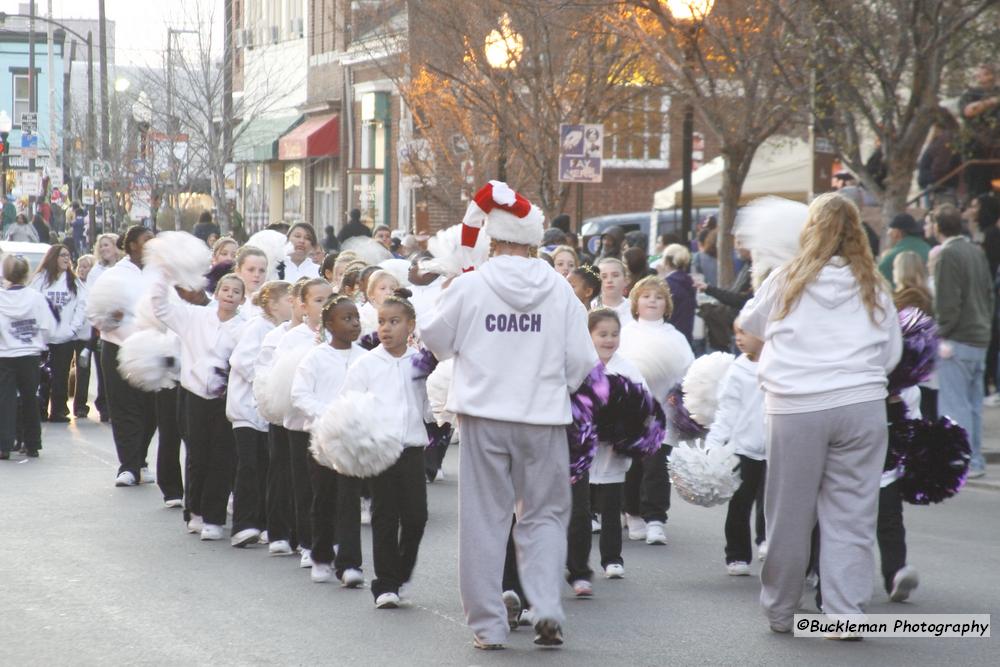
[0,0,223,67]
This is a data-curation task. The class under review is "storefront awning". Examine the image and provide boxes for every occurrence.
[278,113,340,161]
[233,114,302,162]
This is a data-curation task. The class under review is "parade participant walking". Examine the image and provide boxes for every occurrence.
[283,223,321,282]
[4,214,39,242]
[738,192,901,635]
[420,181,597,650]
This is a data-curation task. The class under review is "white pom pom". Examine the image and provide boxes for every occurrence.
[341,236,392,266]
[144,231,211,291]
[734,196,808,289]
[117,329,180,391]
[85,270,134,331]
[668,440,741,507]
[618,324,692,398]
[490,180,516,206]
[252,369,278,424]
[310,390,403,477]
[257,343,314,423]
[421,223,492,277]
[426,358,454,426]
[377,258,412,286]
[682,352,736,428]
[245,230,288,281]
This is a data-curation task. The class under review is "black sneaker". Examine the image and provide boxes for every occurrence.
[533,619,563,647]
[26,449,39,458]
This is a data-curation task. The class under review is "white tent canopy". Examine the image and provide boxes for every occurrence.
[653,137,812,210]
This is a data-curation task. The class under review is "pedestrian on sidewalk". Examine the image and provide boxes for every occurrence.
[4,214,39,243]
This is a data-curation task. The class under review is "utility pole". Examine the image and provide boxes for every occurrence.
[167,29,177,230]
[62,40,75,188]
[28,0,36,215]
[223,0,234,233]
[98,0,109,161]
[87,31,97,246]
[46,0,55,171]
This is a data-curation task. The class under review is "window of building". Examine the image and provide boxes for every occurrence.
[12,73,34,127]
[604,92,670,169]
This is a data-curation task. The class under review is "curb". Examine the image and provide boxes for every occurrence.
[964,477,1000,493]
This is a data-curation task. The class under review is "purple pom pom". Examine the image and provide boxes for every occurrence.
[425,421,452,449]
[204,260,235,295]
[889,416,971,504]
[888,307,938,395]
[359,332,380,351]
[566,363,610,482]
[597,374,666,458]
[666,384,707,441]
[411,348,439,380]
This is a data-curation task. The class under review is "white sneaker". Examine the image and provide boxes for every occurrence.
[626,514,647,541]
[727,561,751,576]
[341,568,364,588]
[231,528,260,548]
[571,579,593,597]
[164,498,184,509]
[268,539,293,556]
[518,608,535,627]
[591,516,602,534]
[311,562,333,583]
[139,467,155,484]
[434,468,445,482]
[200,524,225,541]
[889,565,919,602]
[299,549,314,568]
[757,541,768,561]
[502,590,522,630]
[259,530,269,544]
[604,563,625,579]
[186,514,204,534]
[645,521,667,545]
[360,498,372,525]
[983,393,1000,407]
[375,592,399,609]
[227,493,234,516]
[115,471,137,487]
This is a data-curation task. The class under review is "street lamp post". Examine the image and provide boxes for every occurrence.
[484,13,523,182]
[0,110,11,200]
[665,0,715,245]
[132,91,153,231]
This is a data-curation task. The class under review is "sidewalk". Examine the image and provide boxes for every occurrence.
[967,403,1000,492]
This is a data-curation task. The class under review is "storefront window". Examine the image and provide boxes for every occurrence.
[283,164,302,221]
[241,163,268,232]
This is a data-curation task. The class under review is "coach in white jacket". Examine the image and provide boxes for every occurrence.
[419,181,597,650]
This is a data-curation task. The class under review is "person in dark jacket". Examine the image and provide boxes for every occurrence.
[702,247,753,310]
[661,244,696,344]
[192,211,221,248]
[32,213,51,245]
[322,225,340,252]
[623,247,654,295]
[337,209,372,244]
[598,226,625,261]
[917,111,962,206]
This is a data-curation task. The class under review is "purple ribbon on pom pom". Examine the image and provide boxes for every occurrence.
[566,363,610,482]
[888,307,938,395]
[411,348,439,380]
[597,374,666,458]
[666,384,707,441]
[425,421,453,449]
[359,332,381,351]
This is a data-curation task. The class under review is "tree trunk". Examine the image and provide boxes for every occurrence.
[717,157,747,288]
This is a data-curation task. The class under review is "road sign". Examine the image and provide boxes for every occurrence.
[20,112,37,133]
[20,132,38,160]
[91,160,111,180]
[82,176,95,205]
[17,171,42,196]
[558,123,603,183]
[47,166,64,188]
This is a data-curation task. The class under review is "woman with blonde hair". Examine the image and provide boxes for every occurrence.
[739,192,902,635]
[892,251,933,315]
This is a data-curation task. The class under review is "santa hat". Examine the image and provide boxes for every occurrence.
[461,180,544,271]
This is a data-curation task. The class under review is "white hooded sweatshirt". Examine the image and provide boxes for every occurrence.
[89,257,151,346]
[418,255,597,426]
[227,315,275,431]
[291,343,367,431]
[739,259,902,415]
[704,354,766,460]
[29,272,88,344]
[0,286,55,357]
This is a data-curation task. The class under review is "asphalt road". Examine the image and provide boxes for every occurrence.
[1,417,997,666]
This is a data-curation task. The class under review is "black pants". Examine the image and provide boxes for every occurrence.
[155,387,184,502]
[566,471,593,582]
[307,456,364,574]
[181,388,235,526]
[919,386,938,421]
[877,481,907,593]
[0,355,41,455]
[266,424,295,545]
[593,482,624,567]
[39,341,75,420]
[502,516,527,605]
[986,318,999,395]
[102,341,156,478]
[370,447,427,598]
[287,429,315,551]
[724,456,767,564]
[93,341,108,418]
[72,340,92,416]
[424,440,450,482]
[233,427,269,533]
[623,444,671,523]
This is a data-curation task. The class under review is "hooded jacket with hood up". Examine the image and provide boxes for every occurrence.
[418,255,598,426]
[739,259,902,415]
[0,285,56,356]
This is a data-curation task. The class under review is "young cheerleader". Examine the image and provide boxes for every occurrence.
[86,233,120,422]
[283,222,321,282]
[30,244,88,422]
[276,278,332,565]
[0,255,55,459]
[341,289,431,609]
[595,258,632,323]
[290,295,367,585]
[568,265,601,308]
[619,275,694,545]
[358,269,401,335]
[73,255,97,418]
[705,323,767,575]
[320,252,338,284]
[551,245,578,278]
[228,280,292,547]
[212,237,239,265]
[232,246,269,318]
[89,225,157,487]
[151,269,247,540]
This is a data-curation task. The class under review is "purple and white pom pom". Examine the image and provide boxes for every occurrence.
[359,331,381,351]
[889,416,971,504]
[567,364,611,482]
[666,384,708,442]
[668,441,741,507]
[888,307,938,395]
[597,373,666,459]
[424,421,453,449]
[411,348,439,380]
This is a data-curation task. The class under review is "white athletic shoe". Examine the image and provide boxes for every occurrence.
[341,568,364,588]
[299,549,314,568]
[115,471,137,487]
[375,592,399,609]
[757,540,768,561]
[311,562,333,583]
[186,514,204,534]
[604,563,625,579]
[139,467,156,484]
[518,608,534,627]
[259,530,269,544]
[645,521,667,545]
[231,528,261,548]
[625,514,646,541]
[164,498,184,509]
[571,579,593,597]
[727,561,751,576]
[983,393,1000,407]
[502,590,522,630]
[268,540,293,556]
[434,469,445,482]
[200,524,225,541]
[889,565,919,602]
[227,493,234,516]
[360,498,372,526]
[591,516,602,534]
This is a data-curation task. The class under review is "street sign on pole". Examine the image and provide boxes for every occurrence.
[17,171,42,197]
[82,176,95,205]
[20,132,39,160]
[20,112,37,133]
[558,123,603,183]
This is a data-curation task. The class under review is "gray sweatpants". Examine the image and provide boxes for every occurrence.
[760,400,886,628]
[458,415,571,644]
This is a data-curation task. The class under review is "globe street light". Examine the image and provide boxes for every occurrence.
[114,77,131,93]
[485,13,523,181]
[666,0,715,245]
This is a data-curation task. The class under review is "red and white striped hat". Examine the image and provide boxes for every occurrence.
[460,180,544,271]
